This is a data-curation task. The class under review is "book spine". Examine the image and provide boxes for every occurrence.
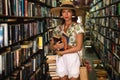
[38,36,43,49]
[16,0,18,16]
[0,55,2,77]
[8,0,11,16]
[10,0,14,15]
[5,0,8,16]
[0,0,3,14]
[13,0,16,16]
[0,25,4,47]
[24,0,28,16]
[8,25,12,45]
[21,0,24,16]
[1,24,8,47]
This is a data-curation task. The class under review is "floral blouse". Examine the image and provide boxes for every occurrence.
[52,22,84,46]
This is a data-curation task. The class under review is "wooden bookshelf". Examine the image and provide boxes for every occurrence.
[0,0,58,80]
[89,0,120,80]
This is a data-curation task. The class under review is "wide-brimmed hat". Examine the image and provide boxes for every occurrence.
[51,1,85,16]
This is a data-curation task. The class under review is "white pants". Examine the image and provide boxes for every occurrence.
[56,53,80,79]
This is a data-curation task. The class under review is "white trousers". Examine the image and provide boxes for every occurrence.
[56,53,80,79]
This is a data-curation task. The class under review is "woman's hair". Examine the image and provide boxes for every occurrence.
[60,9,78,24]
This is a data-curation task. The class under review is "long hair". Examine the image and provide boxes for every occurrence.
[60,9,78,24]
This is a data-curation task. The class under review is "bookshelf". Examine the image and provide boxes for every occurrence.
[0,0,58,80]
[89,0,120,80]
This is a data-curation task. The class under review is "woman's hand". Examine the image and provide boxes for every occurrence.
[54,41,64,50]
[55,50,63,56]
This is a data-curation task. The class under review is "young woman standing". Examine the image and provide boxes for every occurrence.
[49,2,84,80]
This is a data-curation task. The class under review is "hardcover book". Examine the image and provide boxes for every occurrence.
[62,32,69,50]
[53,32,69,51]
[53,36,62,45]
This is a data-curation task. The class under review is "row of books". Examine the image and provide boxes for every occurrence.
[91,0,120,9]
[91,17,120,31]
[103,0,120,6]
[8,61,42,80]
[91,4,120,18]
[0,0,51,17]
[39,0,57,7]
[92,0,101,5]
[90,1,120,15]
[0,48,42,80]
[94,24,120,56]
[0,37,44,79]
[98,26,119,44]
[0,21,45,48]
[0,18,50,79]
[0,0,56,80]
[90,0,120,80]
[90,1,102,12]
[0,21,50,80]
[27,2,51,17]
[107,50,120,73]
[59,0,91,6]
[91,21,120,45]
[91,17,120,39]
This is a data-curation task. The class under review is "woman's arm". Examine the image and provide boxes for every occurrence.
[49,38,64,51]
[56,33,84,55]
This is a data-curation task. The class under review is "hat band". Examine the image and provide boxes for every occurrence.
[61,4,74,8]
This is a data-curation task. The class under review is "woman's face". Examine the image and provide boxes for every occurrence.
[61,9,73,21]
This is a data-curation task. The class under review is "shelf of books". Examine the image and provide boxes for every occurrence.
[89,0,120,80]
[0,0,58,80]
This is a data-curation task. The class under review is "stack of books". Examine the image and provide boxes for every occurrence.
[46,55,59,80]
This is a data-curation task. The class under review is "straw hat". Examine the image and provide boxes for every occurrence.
[51,1,85,16]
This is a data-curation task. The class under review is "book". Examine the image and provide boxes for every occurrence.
[8,0,11,16]
[1,24,8,47]
[0,25,3,47]
[52,32,69,51]
[53,36,62,45]
[24,0,28,16]
[3,0,8,15]
[0,54,2,76]
[62,32,69,50]
[46,55,56,60]
[38,36,43,49]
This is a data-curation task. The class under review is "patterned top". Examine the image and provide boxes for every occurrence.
[52,22,84,46]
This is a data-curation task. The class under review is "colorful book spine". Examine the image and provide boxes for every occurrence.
[38,36,43,49]
[0,23,8,47]
[0,25,3,48]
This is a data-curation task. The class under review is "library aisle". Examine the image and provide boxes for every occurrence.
[84,45,110,80]
[84,47,99,80]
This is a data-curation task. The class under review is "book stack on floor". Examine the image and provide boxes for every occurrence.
[46,55,59,80]
[93,60,108,80]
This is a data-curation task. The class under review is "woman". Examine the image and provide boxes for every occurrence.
[49,2,84,80]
